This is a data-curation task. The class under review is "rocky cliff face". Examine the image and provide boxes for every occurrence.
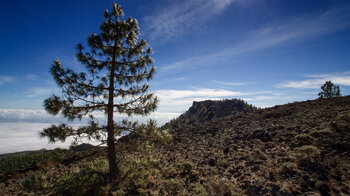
[162,99,257,129]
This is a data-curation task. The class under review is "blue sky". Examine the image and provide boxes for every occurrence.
[1,0,350,127]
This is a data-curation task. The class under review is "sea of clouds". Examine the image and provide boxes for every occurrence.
[0,109,180,154]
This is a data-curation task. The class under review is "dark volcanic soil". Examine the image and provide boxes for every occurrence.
[154,96,350,195]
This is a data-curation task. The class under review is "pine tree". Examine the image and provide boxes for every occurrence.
[41,2,158,180]
[318,81,341,98]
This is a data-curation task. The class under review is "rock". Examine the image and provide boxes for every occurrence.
[316,181,331,196]
[223,146,230,154]
[208,158,216,166]
[341,142,350,152]
[246,185,261,196]
[270,184,281,194]
[252,129,272,142]
[340,187,350,194]
[303,192,321,196]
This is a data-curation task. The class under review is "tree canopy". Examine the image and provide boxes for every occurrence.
[318,81,341,99]
[41,2,158,179]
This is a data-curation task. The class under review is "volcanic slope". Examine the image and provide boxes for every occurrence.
[153,96,350,195]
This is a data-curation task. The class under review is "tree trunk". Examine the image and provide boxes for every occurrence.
[107,105,117,180]
[107,14,120,181]
[107,54,118,181]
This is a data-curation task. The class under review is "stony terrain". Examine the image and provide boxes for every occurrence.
[0,96,349,195]
[154,96,350,195]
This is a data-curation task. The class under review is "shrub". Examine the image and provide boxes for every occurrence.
[189,183,207,196]
[114,156,161,195]
[19,159,109,195]
[203,178,245,196]
[332,112,350,132]
[176,161,194,176]
[278,162,297,177]
[310,129,332,137]
[295,145,320,157]
[254,149,268,160]
[159,179,185,195]
[162,165,177,178]
[0,148,75,174]
[260,107,291,119]
[294,133,313,145]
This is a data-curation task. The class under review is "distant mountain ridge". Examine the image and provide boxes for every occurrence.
[162,99,257,129]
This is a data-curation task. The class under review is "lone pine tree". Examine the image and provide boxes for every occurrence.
[41,2,157,180]
[318,81,341,98]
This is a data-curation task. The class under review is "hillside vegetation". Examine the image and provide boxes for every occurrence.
[1,96,350,195]
[154,96,350,195]
[162,99,257,129]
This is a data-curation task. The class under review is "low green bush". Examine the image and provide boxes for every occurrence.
[310,129,332,137]
[0,148,74,174]
[113,156,161,195]
[19,159,109,195]
[295,145,320,157]
[203,178,245,196]
[277,162,297,177]
[160,179,185,195]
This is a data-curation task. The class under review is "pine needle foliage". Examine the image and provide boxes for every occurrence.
[318,81,341,98]
[41,2,157,180]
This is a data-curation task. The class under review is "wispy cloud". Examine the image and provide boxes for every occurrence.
[26,87,59,98]
[0,75,15,85]
[155,88,246,112]
[26,74,38,80]
[156,88,246,99]
[160,6,350,72]
[144,0,235,42]
[169,77,187,82]
[212,80,247,86]
[278,71,350,89]
[155,88,283,112]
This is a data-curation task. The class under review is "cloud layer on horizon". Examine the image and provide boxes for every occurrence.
[0,122,74,154]
[0,109,180,126]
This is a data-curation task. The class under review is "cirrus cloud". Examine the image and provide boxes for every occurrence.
[278,71,350,89]
[159,5,350,73]
[0,75,15,85]
[144,0,235,42]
